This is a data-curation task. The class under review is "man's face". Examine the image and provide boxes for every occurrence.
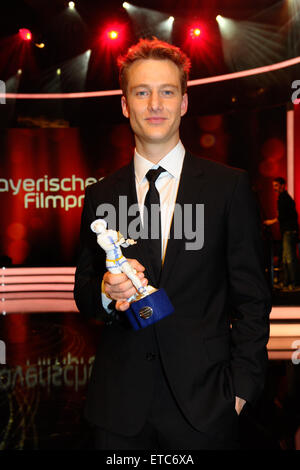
[273,181,284,193]
[121,59,188,150]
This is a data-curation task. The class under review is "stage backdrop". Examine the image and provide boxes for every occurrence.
[0,105,289,267]
[0,126,134,266]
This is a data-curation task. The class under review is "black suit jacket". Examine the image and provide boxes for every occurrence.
[74,152,271,438]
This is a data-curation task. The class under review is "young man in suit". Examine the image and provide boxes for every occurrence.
[74,38,271,450]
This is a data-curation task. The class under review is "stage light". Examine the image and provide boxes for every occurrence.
[17,69,22,75]
[123,2,130,9]
[158,15,175,41]
[54,50,91,93]
[68,1,75,9]
[107,30,119,40]
[190,27,201,39]
[102,24,126,47]
[216,15,236,40]
[184,22,210,62]
[216,15,230,31]
[19,28,32,41]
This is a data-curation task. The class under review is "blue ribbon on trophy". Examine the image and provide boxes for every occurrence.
[90,219,174,330]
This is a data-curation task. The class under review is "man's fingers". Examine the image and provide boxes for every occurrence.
[102,258,147,302]
[107,288,134,301]
[104,273,146,293]
[103,270,127,286]
[127,258,145,272]
[115,300,130,311]
[103,264,145,287]
[105,277,148,301]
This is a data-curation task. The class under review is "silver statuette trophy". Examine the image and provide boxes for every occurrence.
[90,219,174,330]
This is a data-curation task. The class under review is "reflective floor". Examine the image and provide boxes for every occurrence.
[0,311,300,451]
[0,313,101,450]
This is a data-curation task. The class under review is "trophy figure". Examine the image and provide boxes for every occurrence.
[90,219,174,330]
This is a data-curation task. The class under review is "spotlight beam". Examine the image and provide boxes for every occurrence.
[217,15,284,74]
[124,4,171,40]
[158,15,175,40]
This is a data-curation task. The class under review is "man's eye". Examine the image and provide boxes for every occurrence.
[162,90,174,96]
[136,90,148,96]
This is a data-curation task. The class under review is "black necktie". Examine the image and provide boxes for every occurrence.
[143,166,165,286]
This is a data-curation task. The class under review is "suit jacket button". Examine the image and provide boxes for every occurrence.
[146,353,156,361]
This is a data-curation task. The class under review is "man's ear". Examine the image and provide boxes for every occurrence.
[121,95,129,118]
[180,93,188,117]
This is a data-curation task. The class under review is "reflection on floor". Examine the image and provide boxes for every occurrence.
[0,310,300,451]
[0,266,300,450]
[0,313,101,450]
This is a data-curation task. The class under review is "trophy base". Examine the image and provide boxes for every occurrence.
[124,288,174,331]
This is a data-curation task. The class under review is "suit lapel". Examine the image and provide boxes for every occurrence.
[160,152,204,288]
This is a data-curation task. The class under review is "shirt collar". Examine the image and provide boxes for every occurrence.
[134,141,185,184]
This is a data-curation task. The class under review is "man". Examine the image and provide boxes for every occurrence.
[264,177,299,290]
[74,38,271,450]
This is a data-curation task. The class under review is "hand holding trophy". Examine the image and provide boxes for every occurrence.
[90,219,174,330]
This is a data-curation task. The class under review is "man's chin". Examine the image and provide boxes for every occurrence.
[143,131,173,143]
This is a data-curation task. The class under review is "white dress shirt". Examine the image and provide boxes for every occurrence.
[134,140,185,262]
[102,140,185,311]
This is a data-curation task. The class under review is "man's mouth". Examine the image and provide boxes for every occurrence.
[145,117,167,124]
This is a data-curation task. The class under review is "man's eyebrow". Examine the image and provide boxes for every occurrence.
[130,83,179,90]
[130,84,150,90]
[160,84,179,89]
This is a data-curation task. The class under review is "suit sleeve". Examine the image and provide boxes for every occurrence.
[226,171,272,405]
[73,184,114,322]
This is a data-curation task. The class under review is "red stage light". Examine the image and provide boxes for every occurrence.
[107,30,119,40]
[190,27,202,39]
[19,28,32,41]
[102,24,126,47]
[184,23,208,61]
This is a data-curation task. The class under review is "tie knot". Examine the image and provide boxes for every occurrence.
[146,166,165,184]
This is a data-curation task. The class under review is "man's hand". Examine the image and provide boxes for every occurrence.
[102,259,148,311]
[235,396,246,415]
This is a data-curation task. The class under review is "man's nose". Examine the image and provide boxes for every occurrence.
[148,91,163,111]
